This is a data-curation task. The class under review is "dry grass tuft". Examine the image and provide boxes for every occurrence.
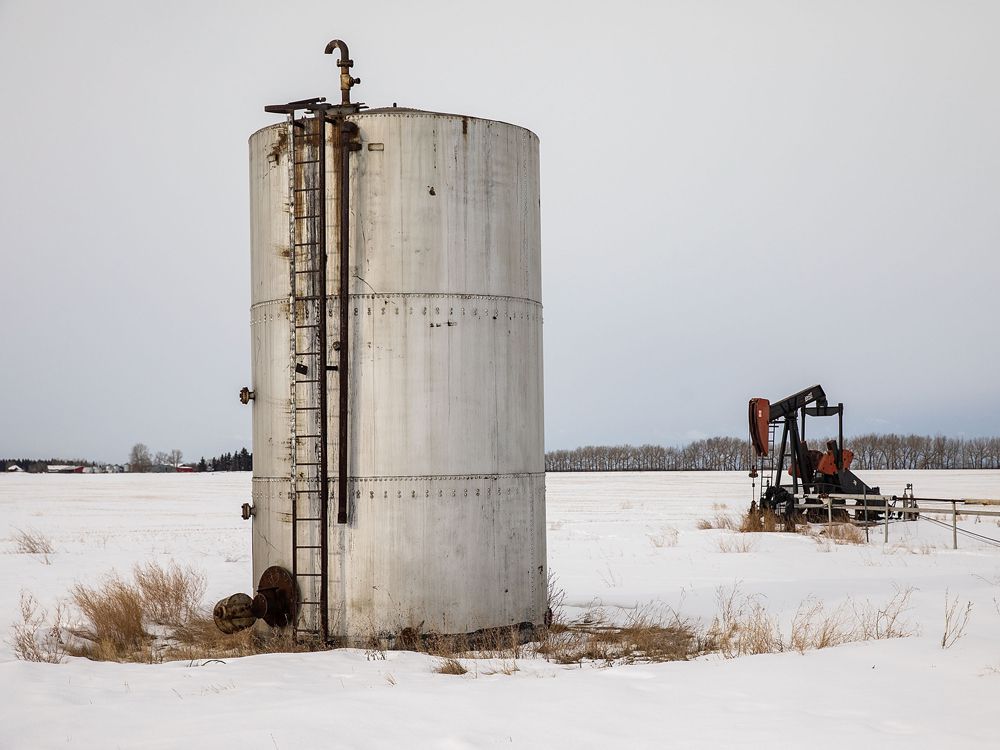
[482,660,520,676]
[133,562,205,627]
[70,574,149,661]
[706,584,915,659]
[707,586,782,657]
[740,506,808,533]
[546,571,567,631]
[717,536,756,553]
[536,604,704,666]
[941,590,972,649]
[163,614,316,662]
[821,523,866,545]
[13,529,54,560]
[647,526,679,548]
[738,509,763,533]
[11,591,66,663]
[467,625,525,660]
[697,512,738,531]
[852,586,915,640]
[738,508,784,533]
[886,540,935,555]
[788,597,854,652]
[434,657,468,675]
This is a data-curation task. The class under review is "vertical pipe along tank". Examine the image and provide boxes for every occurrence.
[238,49,545,645]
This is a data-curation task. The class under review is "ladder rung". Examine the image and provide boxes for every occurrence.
[294,159,321,164]
[296,379,320,384]
[296,517,321,522]
[296,352,321,357]
[297,434,321,439]
[295,462,320,466]
[299,601,322,605]
[297,545,322,549]
[295,406,321,410]
[295,572,322,576]
[293,187,321,192]
[295,214,321,220]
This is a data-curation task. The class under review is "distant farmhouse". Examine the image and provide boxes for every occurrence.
[47,464,126,474]
[47,465,85,474]
[139,464,197,474]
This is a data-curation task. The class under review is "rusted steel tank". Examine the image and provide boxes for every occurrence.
[242,65,545,645]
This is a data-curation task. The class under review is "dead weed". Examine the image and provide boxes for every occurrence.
[707,584,915,659]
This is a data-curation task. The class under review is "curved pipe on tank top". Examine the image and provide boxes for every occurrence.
[324,39,361,105]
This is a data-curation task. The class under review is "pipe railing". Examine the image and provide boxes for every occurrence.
[787,495,1000,549]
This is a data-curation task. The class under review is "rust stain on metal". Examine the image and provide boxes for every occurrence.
[253,565,299,628]
[268,128,288,166]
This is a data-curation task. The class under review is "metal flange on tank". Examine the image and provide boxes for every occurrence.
[213,566,298,634]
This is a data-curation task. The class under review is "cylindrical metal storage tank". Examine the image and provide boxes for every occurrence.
[248,107,545,644]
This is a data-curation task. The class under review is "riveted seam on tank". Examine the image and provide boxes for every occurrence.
[344,472,544,482]
[252,293,541,311]
[250,298,294,313]
[349,292,541,306]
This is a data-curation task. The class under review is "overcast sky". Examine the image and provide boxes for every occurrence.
[1,1,998,462]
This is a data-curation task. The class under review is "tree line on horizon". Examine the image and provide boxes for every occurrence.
[8,435,999,474]
[2,447,253,473]
[127,443,252,473]
[544,434,1000,472]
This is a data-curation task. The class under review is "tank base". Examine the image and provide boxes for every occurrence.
[367,620,542,652]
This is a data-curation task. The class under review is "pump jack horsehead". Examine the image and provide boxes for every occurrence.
[747,385,901,525]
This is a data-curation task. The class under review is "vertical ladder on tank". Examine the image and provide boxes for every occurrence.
[287,111,330,642]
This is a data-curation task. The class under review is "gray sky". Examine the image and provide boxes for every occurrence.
[2,1,998,462]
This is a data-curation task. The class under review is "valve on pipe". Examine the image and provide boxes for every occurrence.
[324,39,360,105]
[213,566,298,634]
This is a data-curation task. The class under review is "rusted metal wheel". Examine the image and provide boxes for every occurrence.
[252,566,299,628]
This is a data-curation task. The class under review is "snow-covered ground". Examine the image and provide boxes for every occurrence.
[3,471,1000,749]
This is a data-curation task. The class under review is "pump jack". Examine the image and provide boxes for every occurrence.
[748,385,889,522]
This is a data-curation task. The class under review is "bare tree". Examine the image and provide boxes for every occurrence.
[129,443,153,473]
[167,449,183,468]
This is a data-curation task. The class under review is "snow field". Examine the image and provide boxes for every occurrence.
[2,470,1000,749]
